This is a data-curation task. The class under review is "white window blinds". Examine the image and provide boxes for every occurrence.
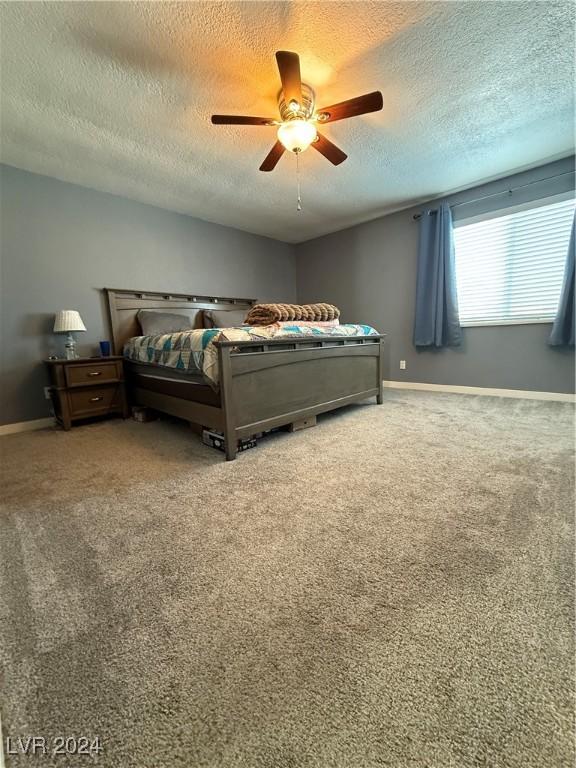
[453,197,575,326]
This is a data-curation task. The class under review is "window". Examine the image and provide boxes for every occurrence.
[453,196,575,326]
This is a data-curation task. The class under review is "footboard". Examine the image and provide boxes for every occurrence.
[217,335,385,460]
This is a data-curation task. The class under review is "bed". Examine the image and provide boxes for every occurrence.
[105,288,385,460]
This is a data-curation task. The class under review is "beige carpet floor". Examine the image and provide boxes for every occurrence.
[0,391,574,768]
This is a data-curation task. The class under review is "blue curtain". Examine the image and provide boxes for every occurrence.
[549,212,575,347]
[413,204,462,347]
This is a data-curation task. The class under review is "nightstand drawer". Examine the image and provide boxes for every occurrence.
[68,386,119,416]
[65,362,119,387]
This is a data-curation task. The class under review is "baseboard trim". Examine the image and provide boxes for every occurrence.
[0,417,56,436]
[384,380,575,403]
[0,383,573,435]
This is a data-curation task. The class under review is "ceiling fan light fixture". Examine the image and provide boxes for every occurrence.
[277,119,317,153]
[211,51,383,172]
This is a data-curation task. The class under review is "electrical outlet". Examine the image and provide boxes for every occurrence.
[43,386,52,400]
[399,360,406,370]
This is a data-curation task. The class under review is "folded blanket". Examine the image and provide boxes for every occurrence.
[245,303,340,325]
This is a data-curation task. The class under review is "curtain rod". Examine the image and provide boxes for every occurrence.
[412,169,575,220]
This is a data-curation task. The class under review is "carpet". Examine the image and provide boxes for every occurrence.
[0,391,574,768]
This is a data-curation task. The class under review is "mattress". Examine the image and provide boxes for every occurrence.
[123,323,379,387]
[126,362,206,385]
[126,363,220,406]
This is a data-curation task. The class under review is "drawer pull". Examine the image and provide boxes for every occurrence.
[88,371,102,376]
[89,396,104,402]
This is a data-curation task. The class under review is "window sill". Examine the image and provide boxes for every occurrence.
[460,319,554,328]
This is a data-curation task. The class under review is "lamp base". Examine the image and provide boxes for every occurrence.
[64,332,78,360]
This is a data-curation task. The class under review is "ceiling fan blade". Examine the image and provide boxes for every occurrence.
[259,141,285,172]
[316,91,383,123]
[275,51,302,106]
[211,115,276,126]
[312,133,347,165]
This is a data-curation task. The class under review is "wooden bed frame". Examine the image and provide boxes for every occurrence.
[105,288,385,460]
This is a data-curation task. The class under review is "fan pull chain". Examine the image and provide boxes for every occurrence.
[296,151,302,212]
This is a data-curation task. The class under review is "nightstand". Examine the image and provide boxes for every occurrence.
[45,356,129,430]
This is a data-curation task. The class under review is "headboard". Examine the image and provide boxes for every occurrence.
[105,288,256,354]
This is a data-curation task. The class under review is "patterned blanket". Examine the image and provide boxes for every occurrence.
[124,323,379,387]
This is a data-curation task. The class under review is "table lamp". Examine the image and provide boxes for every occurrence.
[53,310,86,359]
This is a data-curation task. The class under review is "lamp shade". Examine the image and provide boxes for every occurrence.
[53,310,87,333]
[277,120,317,153]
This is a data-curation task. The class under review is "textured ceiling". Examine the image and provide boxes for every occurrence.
[1,1,573,243]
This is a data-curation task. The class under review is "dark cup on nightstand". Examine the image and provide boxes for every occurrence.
[99,340,111,357]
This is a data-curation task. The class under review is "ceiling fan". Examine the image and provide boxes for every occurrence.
[211,51,383,172]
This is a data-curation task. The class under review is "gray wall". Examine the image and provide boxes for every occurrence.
[296,157,575,394]
[0,165,296,425]
[2,158,574,427]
